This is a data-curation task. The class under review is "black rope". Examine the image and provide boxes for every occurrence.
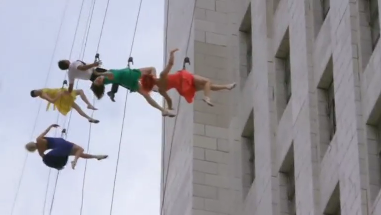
[109,1,143,214]
[160,0,170,211]
[11,1,71,214]
[96,0,112,51]
[48,171,60,215]
[42,112,63,215]
[80,0,112,212]
[65,0,96,133]
[160,1,196,214]
[47,0,93,214]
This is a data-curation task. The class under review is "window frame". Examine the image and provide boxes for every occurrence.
[321,0,330,20]
[284,56,292,103]
[369,0,380,50]
[326,81,336,140]
[246,32,252,75]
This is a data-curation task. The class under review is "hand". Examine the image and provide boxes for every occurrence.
[170,48,179,54]
[50,124,59,128]
[94,60,102,67]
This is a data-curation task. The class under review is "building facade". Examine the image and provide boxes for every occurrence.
[161,0,381,215]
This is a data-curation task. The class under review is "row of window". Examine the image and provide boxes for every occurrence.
[239,0,381,214]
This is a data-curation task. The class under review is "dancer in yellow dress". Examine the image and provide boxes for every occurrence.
[30,88,99,123]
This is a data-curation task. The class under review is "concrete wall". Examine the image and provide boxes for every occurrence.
[161,0,195,215]
[163,0,381,215]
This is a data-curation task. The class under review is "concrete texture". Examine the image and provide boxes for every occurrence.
[161,0,381,215]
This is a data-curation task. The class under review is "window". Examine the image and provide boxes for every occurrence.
[321,0,330,20]
[274,28,291,120]
[246,37,252,75]
[369,0,380,49]
[366,121,381,204]
[284,55,291,103]
[326,81,336,140]
[317,57,335,159]
[323,183,341,215]
[279,144,296,215]
[239,3,253,86]
[241,110,255,198]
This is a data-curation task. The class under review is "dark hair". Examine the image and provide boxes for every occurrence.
[58,60,69,70]
[30,90,37,97]
[90,83,105,99]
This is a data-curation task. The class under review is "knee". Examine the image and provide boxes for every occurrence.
[77,147,84,153]
[149,67,156,73]
[202,78,211,85]
[72,144,84,152]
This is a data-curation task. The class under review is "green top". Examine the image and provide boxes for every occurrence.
[103,68,142,92]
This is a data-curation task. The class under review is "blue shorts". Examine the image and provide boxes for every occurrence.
[43,140,74,170]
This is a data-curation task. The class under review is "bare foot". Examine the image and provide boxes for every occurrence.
[227,83,236,90]
[71,160,77,170]
[97,155,108,160]
[203,97,214,106]
[87,105,98,110]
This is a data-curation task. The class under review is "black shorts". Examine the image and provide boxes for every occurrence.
[90,68,108,82]
[43,154,69,170]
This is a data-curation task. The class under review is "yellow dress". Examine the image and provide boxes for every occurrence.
[42,88,77,116]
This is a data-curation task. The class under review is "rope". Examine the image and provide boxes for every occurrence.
[42,112,63,215]
[96,0,112,51]
[48,171,60,215]
[161,0,170,208]
[160,1,196,214]
[47,0,93,214]
[80,0,112,212]
[10,1,71,214]
[109,1,143,214]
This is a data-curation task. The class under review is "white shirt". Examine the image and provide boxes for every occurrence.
[68,61,93,84]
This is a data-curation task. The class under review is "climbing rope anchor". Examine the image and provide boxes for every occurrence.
[127,56,133,68]
[182,57,190,69]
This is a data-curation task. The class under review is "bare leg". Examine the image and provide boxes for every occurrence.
[137,84,175,117]
[139,67,157,77]
[70,145,84,169]
[71,102,99,123]
[74,89,97,110]
[81,153,108,160]
[193,75,213,106]
[211,83,236,91]
[69,144,108,169]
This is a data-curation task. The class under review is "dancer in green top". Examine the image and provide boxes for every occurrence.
[91,67,175,117]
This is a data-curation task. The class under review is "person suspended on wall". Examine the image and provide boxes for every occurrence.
[30,88,99,123]
[140,48,236,108]
[90,65,175,117]
[57,59,121,101]
[25,124,108,170]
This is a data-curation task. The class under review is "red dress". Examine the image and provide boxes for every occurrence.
[166,70,196,103]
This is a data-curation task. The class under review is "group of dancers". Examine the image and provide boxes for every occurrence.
[25,48,236,170]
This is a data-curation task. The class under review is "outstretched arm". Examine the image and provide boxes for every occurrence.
[93,70,114,80]
[67,83,74,93]
[40,92,62,103]
[159,90,173,110]
[160,48,179,78]
[37,124,59,140]
[77,61,100,71]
